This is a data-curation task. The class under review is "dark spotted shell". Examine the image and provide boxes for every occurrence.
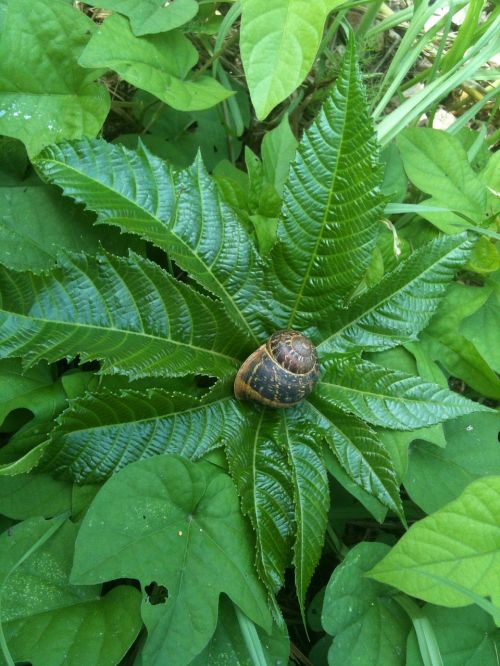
[233,330,320,408]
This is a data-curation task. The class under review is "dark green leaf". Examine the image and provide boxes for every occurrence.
[322,542,411,666]
[306,401,403,519]
[318,233,474,354]
[0,473,72,520]
[71,455,271,666]
[42,388,249,482]
[226,409,295,595]
[316,357,488,430]
[0,251,243,379]
[271,37,384,334]
[35,139,267,343]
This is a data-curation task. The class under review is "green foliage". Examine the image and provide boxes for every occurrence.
[0,3,498,664]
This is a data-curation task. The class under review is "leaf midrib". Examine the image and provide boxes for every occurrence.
[318,239,466,351]
[287,68,350,329]
[39,155,260,346]
[2,309,240,367]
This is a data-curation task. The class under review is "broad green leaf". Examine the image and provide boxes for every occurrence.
[306,401,403,519]
[41,388,250,483]
[0,251,243,380]
[322,542,411,666]
[71,455,271,666]
[0,183,106,272]
[404,413,500,514]
[261,115,298,196]
[0,473,72,520]
[318,233,474,354]
[271,37,384,334]
[282,412,329,617]
[0,0,109,156]
[1,518,142,666]
[226,409,295,595]
[240,0,343,119]
[87,0,199,36]
[397,129,487,232]
[461,271,500,373]
[191,596,290,666]
[420,282,500,399]
[315,357,488,431]
[368,476,500,613]
[79,15,232,111]
[406,605,500,666]
[0,360,62,426]
[35,139,267,343]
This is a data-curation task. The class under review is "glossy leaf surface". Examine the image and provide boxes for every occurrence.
[271,37,384,334]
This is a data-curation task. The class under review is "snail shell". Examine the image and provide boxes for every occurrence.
[234,330,320,408]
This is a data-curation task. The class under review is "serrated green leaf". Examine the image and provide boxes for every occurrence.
[405,412,500,514]
[282,412,329,617]
[322,542,411,666]
[1,518,142,666]
[368,476,500,615]
[306,401,403,519]
[71,455,271,666]
[0,250,243,380]
[271,37,384,334]
[79,15,232,112]
[316,358,488,430]
[41,388,249,483]
[90,0,198,36]
[318,233,475,354]
[0,0,109,156]
[240,0,343,119]
[226,409,295,595]
[34,139,267,343]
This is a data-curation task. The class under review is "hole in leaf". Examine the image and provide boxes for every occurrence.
[145,581,168,605]
[194,375,217,389]
[0,407,33,434]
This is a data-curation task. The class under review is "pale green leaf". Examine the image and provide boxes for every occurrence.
[0,0,109,156]
[368,476,500,613]
[0,251,243,380]
[406,605,500,666]
[271,37,384,334]
[261,115,298,196]
[35,139,267,343]
[322,542,411,666]
[405,413,500,514]
[306,401,403,519]
[1,518,142,666]
[71,455,272,666]
[88,0,199,36]
[41,388,250,483]
[318,233,474,354]
[283,412,329,616]
[461,271,500,373]
[79,15,232,111]
[315,358,488,430]
[226,409,295,594]
[397,129,487,232]
[240,0,342,119]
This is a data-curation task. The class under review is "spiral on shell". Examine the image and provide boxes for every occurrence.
[234,330,320,408]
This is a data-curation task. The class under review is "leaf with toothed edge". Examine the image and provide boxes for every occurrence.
[0,250,245,380]
[34,140,269,343]
[270,36,384,336]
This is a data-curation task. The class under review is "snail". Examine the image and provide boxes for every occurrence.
[234,330,320,408]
